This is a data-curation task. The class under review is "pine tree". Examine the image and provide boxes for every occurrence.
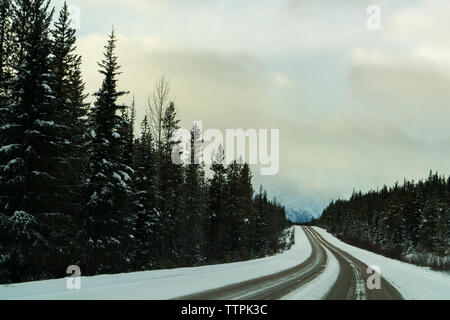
[224,160,242,260]
[65,55,89,193]
[0,0,13,127]
[180,124,207,265]
[434,199,448,255]
[238,162,254,259]
[50,1,88,143]
[81,29,133,275]
[49,2,89,265]
[207,145,226,262]
[0,0,77,282]
[157,101,183,266]
[418,195,439,251]
[251,186,265,255]
[119,97,135,169]
[67,56,89,137]
[51,2,75,100]
[133,115,159,270]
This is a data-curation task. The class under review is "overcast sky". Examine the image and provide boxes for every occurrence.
[57,0,450,212]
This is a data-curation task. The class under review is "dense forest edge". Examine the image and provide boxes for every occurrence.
[316,171,450,271]
[0,0,292,284]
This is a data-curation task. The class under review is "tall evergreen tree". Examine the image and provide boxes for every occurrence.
[0,0,74,282]
[158,101,184,266]
[224,160,242,260]
[254,186,268,254]
[81,29,133,275]
[206,145,226,262]
[119,97,135,169]
[180,124,207,265]
[49,2,88,263]
[0,0,13,127]
[65,55,89,188]
[237,162,254,259]
[133,115,159,270]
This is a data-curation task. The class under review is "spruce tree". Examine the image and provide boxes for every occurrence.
[254,186,269,255]
[238,163,254,259]
[207,145,226,262]
[0,0,13,127]
[180,124,207,265]
[65,55,89,188]
[133,115,159,270]
[158,101,183,266]
[224,160,242,260]
[119,97,135,169]
[82,29,133,275]
[0,0,75,282]
[49,2,89,264]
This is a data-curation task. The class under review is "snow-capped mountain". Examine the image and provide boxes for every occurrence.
[268,190,327,223]
[286,208,318,223]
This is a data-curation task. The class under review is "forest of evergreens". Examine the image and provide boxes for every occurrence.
[318,172,450,270]
[0,0,291,284]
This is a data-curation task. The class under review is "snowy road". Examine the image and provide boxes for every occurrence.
[177,227,328,300]
[307,227,402,300]
[178,227,402,300]
[1,226,449,299]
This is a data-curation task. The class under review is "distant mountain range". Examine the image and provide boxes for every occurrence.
[285,207,319,223]
[270,192,326,223]
[255,182,332,223]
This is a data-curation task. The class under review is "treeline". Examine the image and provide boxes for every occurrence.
[0,0,291,284]
[318,172,450,270]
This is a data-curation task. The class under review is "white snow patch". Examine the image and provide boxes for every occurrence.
[0,227,312,300]
[42,83,52,93]
[34,120,55,127]
[2,158,24,171]
[119,171,131,181]
[0,144,21,153]
[112,172,122,181]
[282,245,339,300]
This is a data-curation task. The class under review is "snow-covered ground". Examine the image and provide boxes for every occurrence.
[314,227,450,300]
[0,226,311,300]
[2,226,448,300]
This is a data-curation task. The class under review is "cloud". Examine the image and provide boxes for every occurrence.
[350,47,450,102]
[273,72,292,87]
[349,46,450,139]
[71,0,450,212]
[387,0,450,46]
[76,32,271,132]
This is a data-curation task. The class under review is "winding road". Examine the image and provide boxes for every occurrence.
[176,227,403,300]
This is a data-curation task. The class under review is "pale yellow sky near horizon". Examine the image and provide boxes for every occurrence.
[57,0,450,212]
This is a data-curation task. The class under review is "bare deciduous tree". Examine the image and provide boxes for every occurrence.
[148,75,170,148]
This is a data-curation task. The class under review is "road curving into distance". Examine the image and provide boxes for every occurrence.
[175,227,403,300]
